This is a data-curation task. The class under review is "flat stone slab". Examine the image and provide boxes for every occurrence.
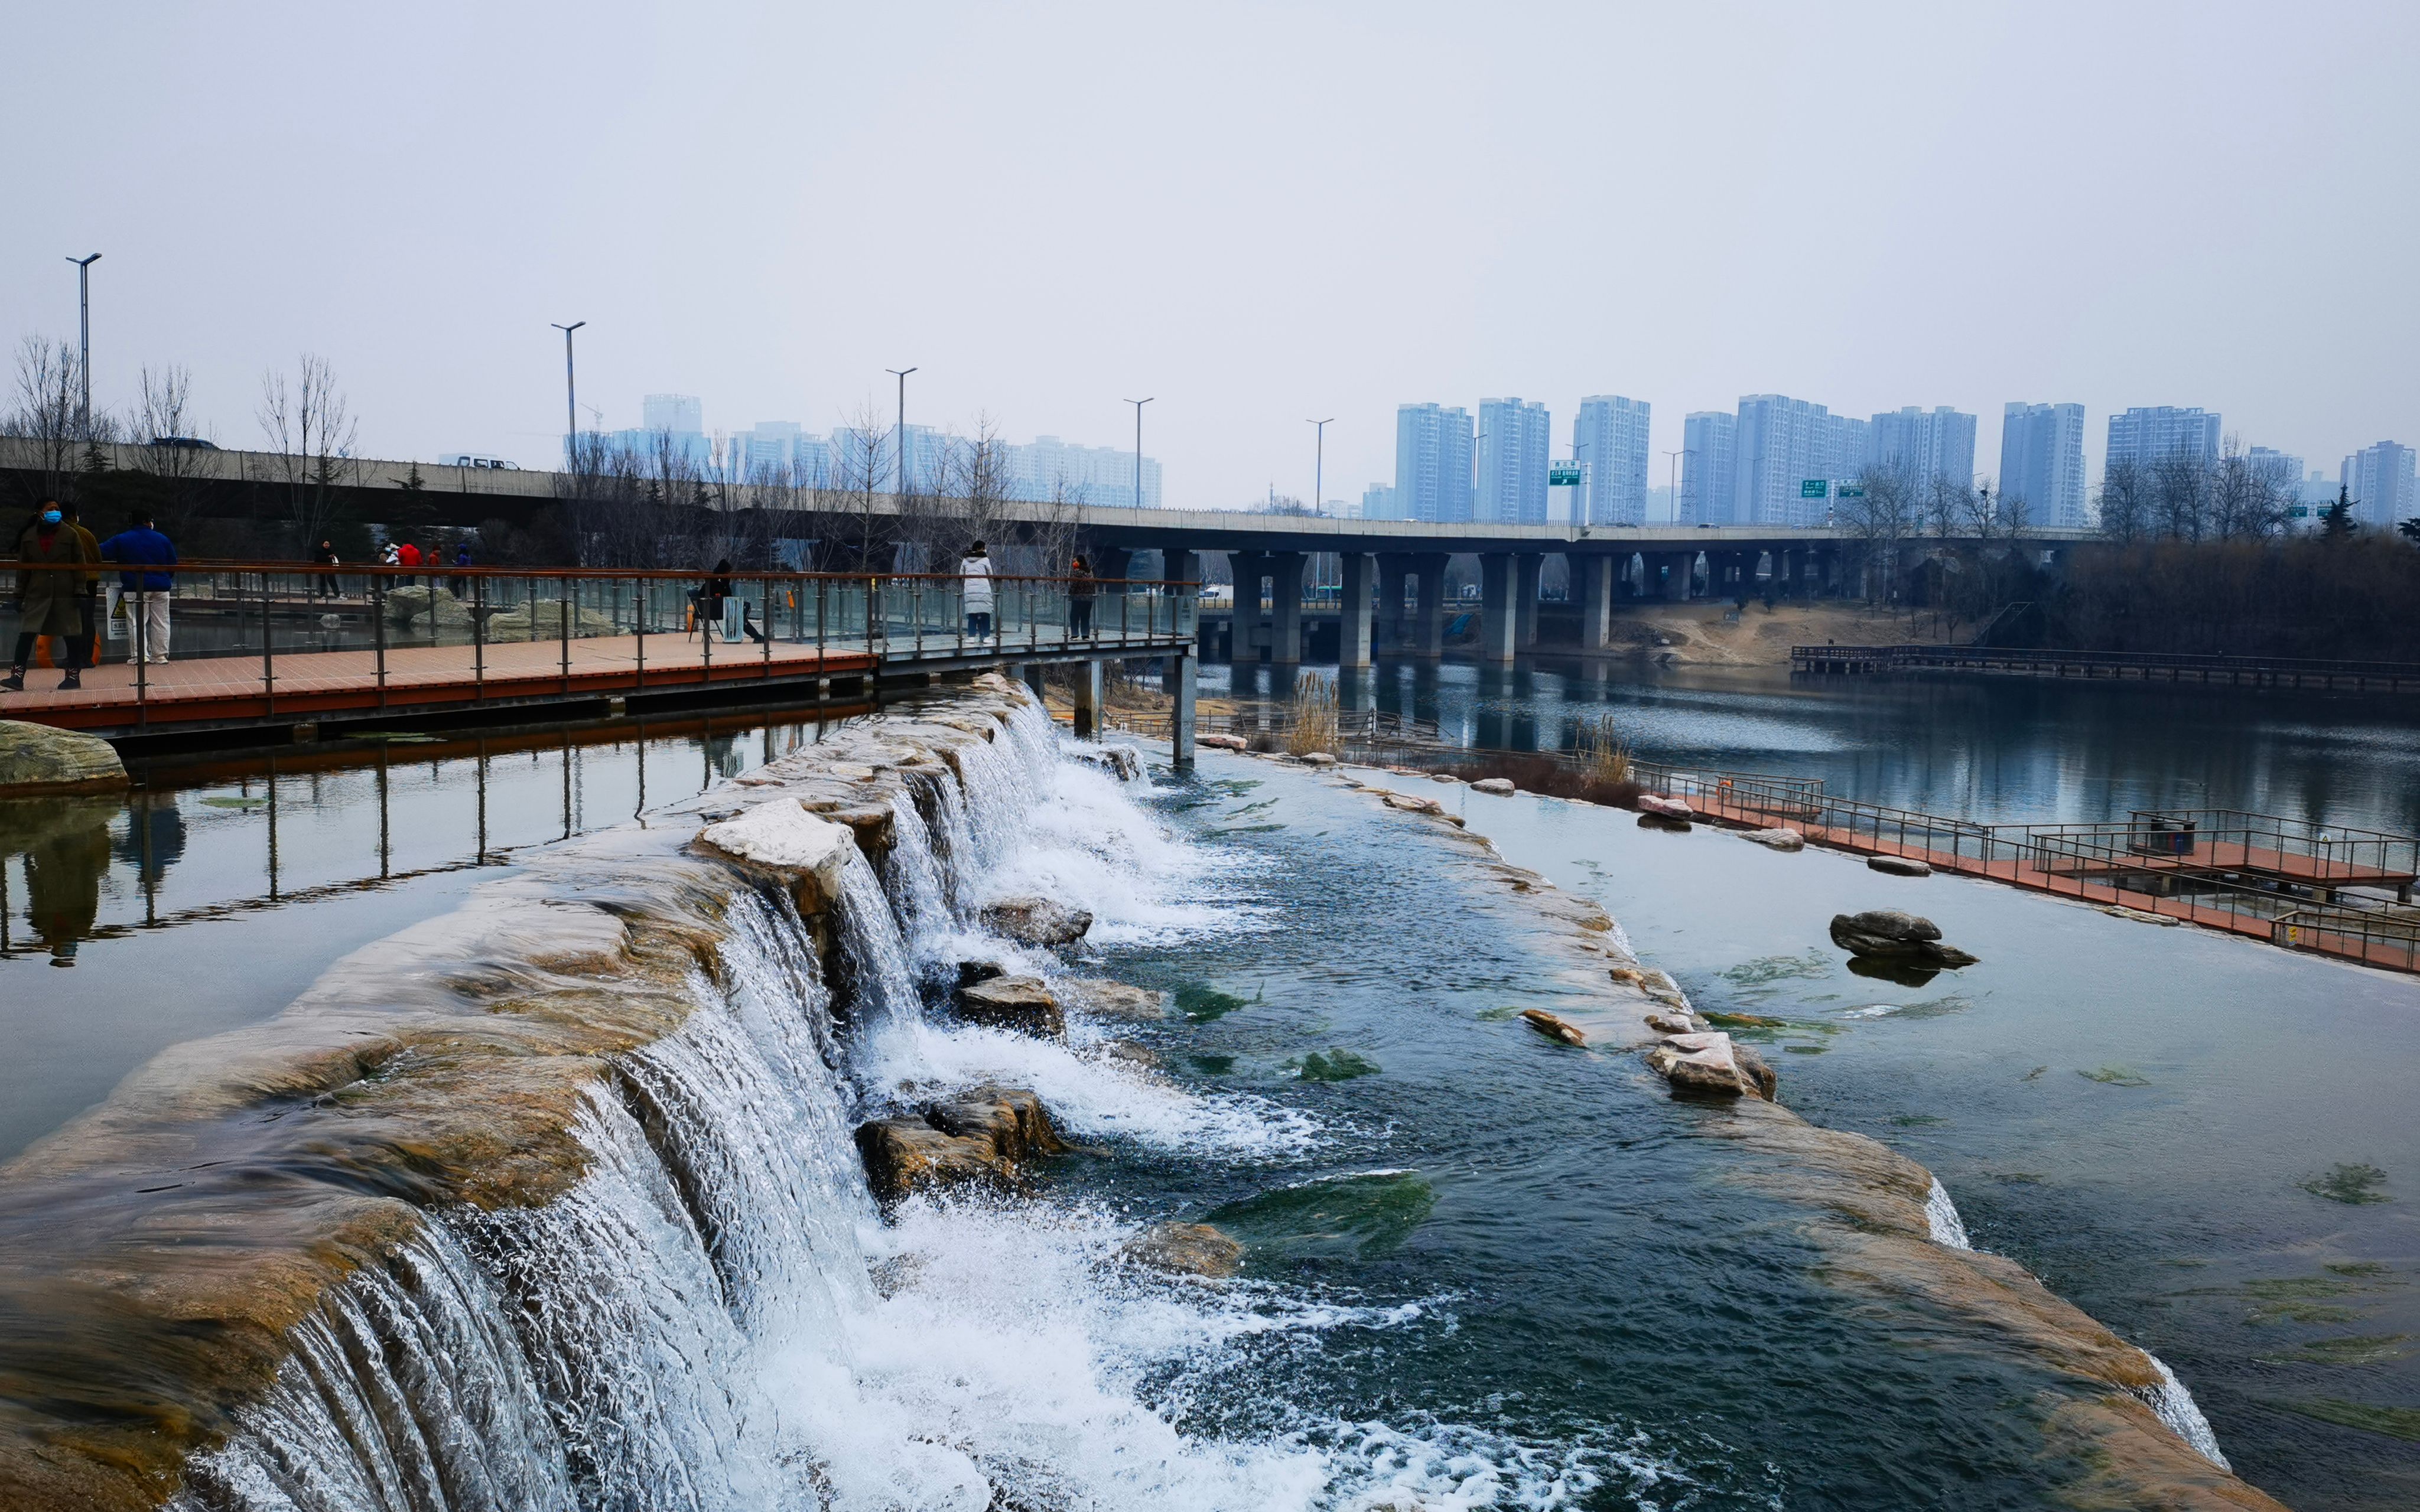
[1057,977,1167,1021]
[1638,793,1694,820]
[1738,827,1804,852]
[1868,855,1933,877]
[957,975,1066,1038]
[1471,778,1515,795]
[981,895,1094,947]
[0,720,126,795]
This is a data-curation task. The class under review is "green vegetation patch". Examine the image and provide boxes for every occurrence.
[1177,984,1251,1023]
[1719,950,1835,987]
[2078,1064,2151,1087]
[2258,1335,2413,1367]
[2327,1262,2393,1278]
[1890,1115,1949,1128]
[2273,1398,2420,1441]
[1782,1044,1830,1055]
[2250,1302,2365,1326]
[2302,1164,2392,1205]
[1208,1170,1438,1260]
[1291,1050,1381,1083]
[2243,1276,2361,1301]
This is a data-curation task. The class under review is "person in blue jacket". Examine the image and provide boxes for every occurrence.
[100,510,178,664]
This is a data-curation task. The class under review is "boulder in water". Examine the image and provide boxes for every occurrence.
[0,720,126,795]
[1638,793,1693,821]
[1196,732,1249,751]
[1868,855,1933,877]
[1381,791,1444,814]
[981,895,1094,947]
[955,975,1066,1038]
[1645,1012,1696,1035]
[1520,1008,1586,1047]
[1645,1031,1770,1099]
[1073,745,1142,780]
[695,800,855,914]
[1738,827,1805,852]
[1471,777,1515,795]
[1830,909,1979,968]
[854,1086,1065,1204]
[1058,977,1167,1021]
[1121,1221,1243,1278]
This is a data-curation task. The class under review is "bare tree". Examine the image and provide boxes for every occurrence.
[4,335,105,514]
[132,364,220,542]
[2208,438,2291,540]
[1836,464,1914,602]
[819,400,899,572]
[2151,452,2209,542]
[256,354,359,555]
[2095,459,2152,543]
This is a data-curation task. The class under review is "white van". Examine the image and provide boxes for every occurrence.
[440,454,521,470]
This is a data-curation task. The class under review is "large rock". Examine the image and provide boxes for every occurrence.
[1470,777,1515,795]
[955,975,1066,1038]
[1381,791,1444,814]
[1738,827,1805,852]
[1058,977,1167,1021]
[1073,745,1142,781]
[981,895,1094,947]
[854,1086,1065,1204]
[1830,909,1980,968]
[1520,1008,1586,1046]
[695,800,855,914]
[0,721,126,795]
[1868,855,1933,877]
[1644,1031,1771,1099]
[1121,1221,1242,1278]
[1638,793,1694,821]
[1196,732,1249,751]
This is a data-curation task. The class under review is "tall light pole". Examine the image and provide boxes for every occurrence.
[551,321,585,468]
[1307,417,1333,516]
[1126,397,1153,509]
[1664,448,1697,522]
[887,367,917,494]
[66,254,100,429]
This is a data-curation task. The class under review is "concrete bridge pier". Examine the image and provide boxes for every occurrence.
[1166,648,1197,767]
[1377,552,1415,651]
[1575,553,1614,651]
[1022,663,1048,700]
[1269,552,1307,664]
[1660,551,1693,601]
[1228,550,1268,661]
[1339,552,1375,668]
[1071,660,1104,739]
[1515,553,1543,648]
[1479,553,1520,663]
[1413,555,1448,658]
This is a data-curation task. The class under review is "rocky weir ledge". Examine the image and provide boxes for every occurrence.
[1244,752,2289,1512]
[0,673,1148,1511]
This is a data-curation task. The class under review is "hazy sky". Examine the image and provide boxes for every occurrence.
[8,2,2417,509]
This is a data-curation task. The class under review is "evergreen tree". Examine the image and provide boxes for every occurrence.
[2321,484,2356,540]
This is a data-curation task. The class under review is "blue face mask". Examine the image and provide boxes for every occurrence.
[41,510,62,526]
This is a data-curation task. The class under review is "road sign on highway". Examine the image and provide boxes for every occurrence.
[1801,478,1827,498]
[1550,465,1583,487]
[1835,483,1866,499]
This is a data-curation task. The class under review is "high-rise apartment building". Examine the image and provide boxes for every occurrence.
[1361,483,1400,520]
[2341,441,2417,527]
[641,394,704,434]
[1869,407,1976,489]
[1396,403,1476,523]
[1680,411,1735,525]
[1999,403,2087,528]
[2245,447,2303,491]
[1477,398,1552,524]
[2106,407,2221,473]
[1733,395,1855,527]
[1573,395,1651,526]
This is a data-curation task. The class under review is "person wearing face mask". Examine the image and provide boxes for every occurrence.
[4,501,99,692]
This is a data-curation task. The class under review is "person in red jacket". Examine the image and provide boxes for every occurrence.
[396,540,422,586]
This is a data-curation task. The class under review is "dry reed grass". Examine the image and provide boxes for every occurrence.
[1283,673,1339,756]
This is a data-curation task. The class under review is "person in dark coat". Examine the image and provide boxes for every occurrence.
[1068,553,1097,639]
[4,502,97,691]
[100,510,178,664]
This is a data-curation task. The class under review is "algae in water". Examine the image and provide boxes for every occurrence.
[2301,1163,2392,1205]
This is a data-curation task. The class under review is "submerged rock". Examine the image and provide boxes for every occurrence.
[1830,909,1979,967]
[0,720,126,794]
[1738,827,1805,852]
[854,1086,1066,1204]
[1637,811,1693,832]
[1121,1221,1243,1278]
[1868,855,1933,877]
[1520,1008,1586,1046]
[1058,977,1168,1021]
[955,975,1066,1038]
[1471,777,1515,795]
[981,895,1094,947]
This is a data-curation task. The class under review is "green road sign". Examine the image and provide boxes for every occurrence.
[1835,483,1866,499]
[1550,465,1583,487]
[1801,478,1827,498]
[2289,504,2311,518]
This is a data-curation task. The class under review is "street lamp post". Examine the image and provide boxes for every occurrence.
[66,254,100,429]
[886,367,918,494]
[1126,397,1153,509]
[1307,417,1333,517]
[551,321,586,468]
[1664,448,1697,522]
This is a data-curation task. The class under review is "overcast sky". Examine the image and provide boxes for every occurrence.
[8,2,2417,509]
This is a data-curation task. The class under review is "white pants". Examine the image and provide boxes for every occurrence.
[127,589,172,663]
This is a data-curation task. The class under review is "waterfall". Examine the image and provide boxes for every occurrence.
[1923,1178,1973,1249]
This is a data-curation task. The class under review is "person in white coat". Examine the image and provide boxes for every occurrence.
[959,540,995,642]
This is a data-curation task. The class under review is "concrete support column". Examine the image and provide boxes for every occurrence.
[1094,544,1133,592]
[1268,552,1307,664]
[1576,554,1614,651]
[1228,550,1268,662]
[1514,553,1543,647]
[1339,552,1376,668]
[1479,552,1520,663]
[1663,552,1692,602]
[1022,662,1048,700]
[1166,649,1197,768]
[1412,554,1448,659]
[1071,659,1103,739]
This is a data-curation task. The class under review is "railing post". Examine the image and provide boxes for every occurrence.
[261,571,275,716]
[472,572,486,703]
[761,577,772,679]
[560,579,572,695]
[372,573,388,710]
[135,577,149,729]
[702,573,714,683]
[635,583,646,692]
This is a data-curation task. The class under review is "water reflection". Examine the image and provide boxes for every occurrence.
[2,799,115,966]
[1204,656,2420,834]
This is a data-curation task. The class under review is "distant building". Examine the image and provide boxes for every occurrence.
[1396,403,1476,523]
[1361,482,1400,520]
[642,394,702,433]
[1477,397,1552,524]
[2341,441,2417,527]
[1999,402,2088,529]
[1869,406,1976,490]
[1732,395,1850,527]
[2106,406,2221,473]
[1573,395,1651,526]
[1006,435,1161,507]
[2245,446,2302,492]
[1680,411,1735,525]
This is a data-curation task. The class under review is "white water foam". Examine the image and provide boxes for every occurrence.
[2134,1354,2233,1471]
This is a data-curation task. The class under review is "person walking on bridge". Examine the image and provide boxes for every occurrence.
[3,502,97,692]
[959,540,995,643]
[1068,553,1096,640]
[100,510,177,665]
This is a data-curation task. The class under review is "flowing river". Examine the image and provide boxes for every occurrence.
[2,675,2409,1509]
